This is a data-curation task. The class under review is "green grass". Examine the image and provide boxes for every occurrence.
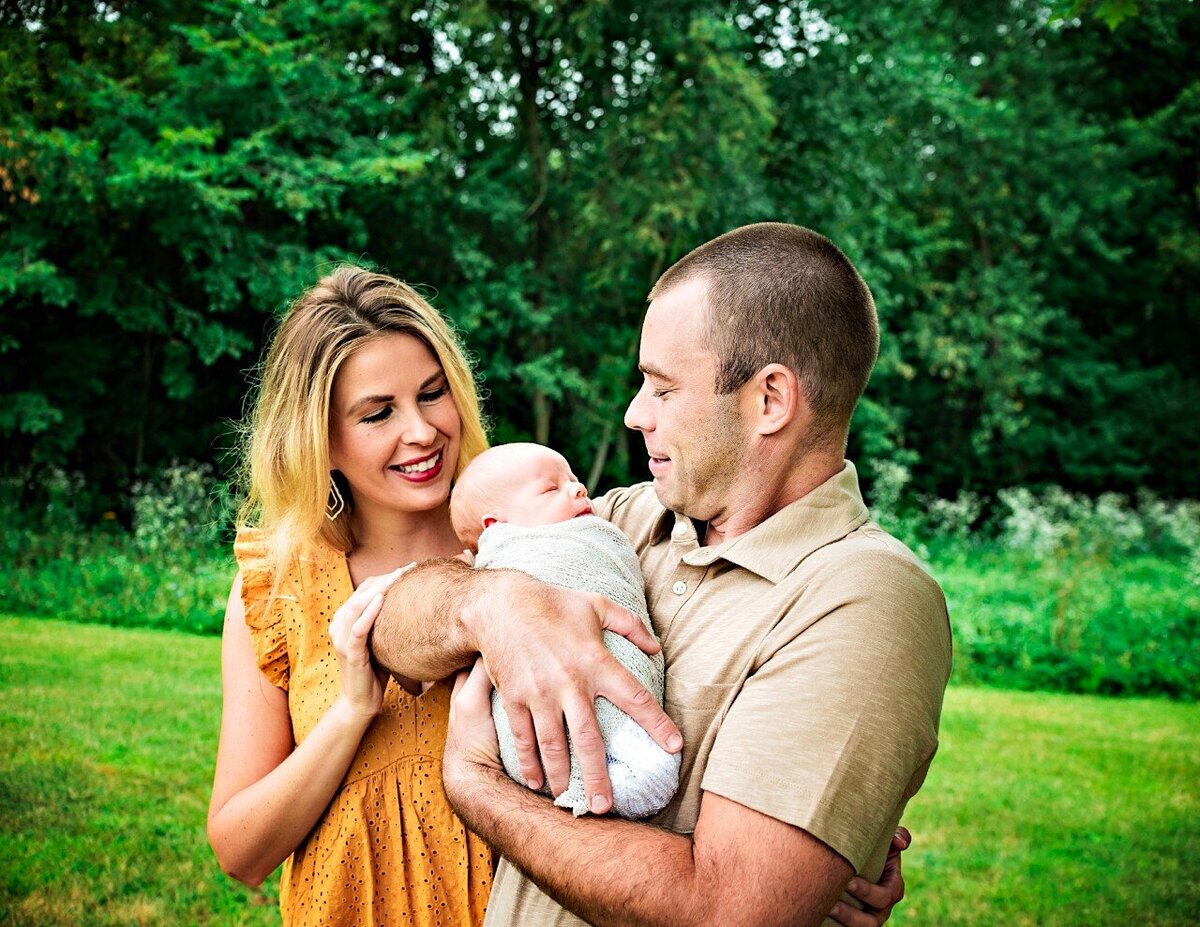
[2,616,1198,925]
[0,616,277,926]
[891,687,1200,926]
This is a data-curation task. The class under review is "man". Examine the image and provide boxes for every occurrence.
[372,223,952,926]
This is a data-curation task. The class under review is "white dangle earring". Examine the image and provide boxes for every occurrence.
[326,473,346,521]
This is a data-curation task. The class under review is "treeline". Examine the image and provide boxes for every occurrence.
[2,0,1197,514]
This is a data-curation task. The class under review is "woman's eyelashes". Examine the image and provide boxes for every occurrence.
[359,385,448,423]
[362,406,392,424]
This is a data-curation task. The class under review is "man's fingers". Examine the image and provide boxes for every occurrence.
[529,705,572,797]
[598,664,682,753]
[597,601,660,656]
[562,696,612,814]
[503,701,545,791]
[891,826,912,852]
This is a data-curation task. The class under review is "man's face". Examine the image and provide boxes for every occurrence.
[624,277,751,520]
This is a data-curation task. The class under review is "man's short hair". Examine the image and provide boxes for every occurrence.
[650,222,880,437]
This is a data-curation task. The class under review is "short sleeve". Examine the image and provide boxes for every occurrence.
[232,527,295,691]
[701,549,951,873]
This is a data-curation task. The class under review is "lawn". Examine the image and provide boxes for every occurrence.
[1,615,1197,925]
[0,616,277,926]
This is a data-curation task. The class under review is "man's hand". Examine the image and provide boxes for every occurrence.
[465,573,682,814]
[830,827,910,926]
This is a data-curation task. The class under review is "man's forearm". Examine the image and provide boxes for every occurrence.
[370,558,508,680]
[447,763,704,927]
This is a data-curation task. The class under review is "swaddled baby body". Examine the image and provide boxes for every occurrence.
[450,443,681,818]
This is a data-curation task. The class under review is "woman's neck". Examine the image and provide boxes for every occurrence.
[347,499,462,569]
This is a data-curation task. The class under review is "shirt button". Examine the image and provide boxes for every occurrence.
[672,580,687,595]
[674,522,689,537]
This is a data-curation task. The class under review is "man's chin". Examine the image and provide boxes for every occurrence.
[650,478,681,511]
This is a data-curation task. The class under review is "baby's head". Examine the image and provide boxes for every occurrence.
[450,443,594,551]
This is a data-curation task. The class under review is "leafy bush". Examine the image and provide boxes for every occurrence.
[923,487,1200,701]
[3,466,1198,699]
[0,462,235,635]
[132,461,238,553]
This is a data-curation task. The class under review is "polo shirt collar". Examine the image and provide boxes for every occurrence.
[658,461,871,584]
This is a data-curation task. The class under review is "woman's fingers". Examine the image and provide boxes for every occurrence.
[833,827,911,926]
[830,901,881,927]
[331,568,406,646]
[351,593,385,641]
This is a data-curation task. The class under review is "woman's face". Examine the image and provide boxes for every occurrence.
[328,332,462,519]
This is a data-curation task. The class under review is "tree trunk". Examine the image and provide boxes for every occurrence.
[587,417,614,490]
[533,388,551,446]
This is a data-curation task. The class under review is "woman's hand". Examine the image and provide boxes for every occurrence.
[329,569,406,722]
[830,827,911,926]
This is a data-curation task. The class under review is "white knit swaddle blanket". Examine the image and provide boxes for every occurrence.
[475,515,681,818]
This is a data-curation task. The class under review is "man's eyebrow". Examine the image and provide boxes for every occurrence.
[638,362,674,381]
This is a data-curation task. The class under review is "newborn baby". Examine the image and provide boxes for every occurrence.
[450,442,681,818]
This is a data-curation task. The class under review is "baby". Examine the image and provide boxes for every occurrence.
[450,442,681,818]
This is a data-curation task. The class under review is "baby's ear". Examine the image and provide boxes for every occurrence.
[482,514,500,529]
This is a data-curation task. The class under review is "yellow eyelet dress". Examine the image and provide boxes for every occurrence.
[234,529,492,926]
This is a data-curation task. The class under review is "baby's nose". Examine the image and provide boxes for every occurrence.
[572,481,587,497]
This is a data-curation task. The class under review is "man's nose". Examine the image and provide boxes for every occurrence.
[624,384,651,433]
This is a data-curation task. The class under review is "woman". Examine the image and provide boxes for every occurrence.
[207,266,907,926]
[207,267,491,924]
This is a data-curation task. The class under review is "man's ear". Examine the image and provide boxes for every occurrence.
[750,363,807,436]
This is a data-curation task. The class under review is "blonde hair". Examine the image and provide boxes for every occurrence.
[237,265,489,582]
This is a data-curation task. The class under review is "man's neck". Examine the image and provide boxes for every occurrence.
[702,450,845,547]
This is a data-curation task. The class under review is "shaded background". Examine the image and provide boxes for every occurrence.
[3,0,1197,509]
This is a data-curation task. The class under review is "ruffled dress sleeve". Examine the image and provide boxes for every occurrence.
[232,527,295,691]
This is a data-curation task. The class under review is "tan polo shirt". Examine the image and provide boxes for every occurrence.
[484,462,952,926]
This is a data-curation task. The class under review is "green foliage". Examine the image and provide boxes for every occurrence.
[131,460,237,554]
[935,547,1199,700]
[5,461,1198,700]
[869,482,1200,700]
[0,0,428,500]
[1053,0,1142,31]
[2,0,1197,506]
[0,466,233,635]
